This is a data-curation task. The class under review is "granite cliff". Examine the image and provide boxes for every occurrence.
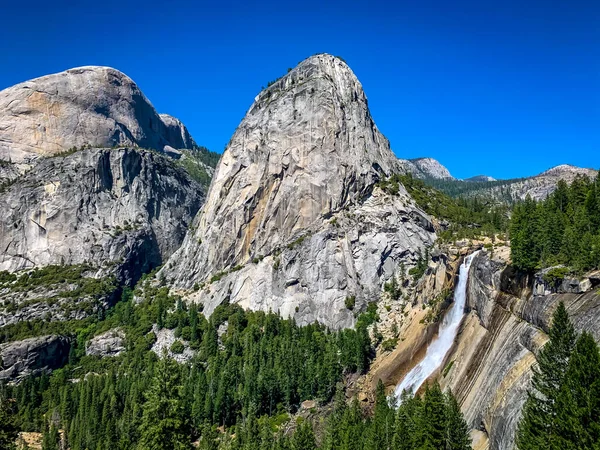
[441,250,600,450]
[162,54,436,329]
[0,147,203,282]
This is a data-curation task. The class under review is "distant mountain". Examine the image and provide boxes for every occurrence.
[424,164,597,202]
[401,157,455,180]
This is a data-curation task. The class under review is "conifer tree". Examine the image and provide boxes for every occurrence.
[516,302,577,449]
[0,392,18,450]
[292,421,317,450]
[41,423,60,450]
[392,390,421,450]
[552,332,600,449]
[417,383,447,449]
[138,352,191,450]
[444,391,471,450]
[365,380,393,450]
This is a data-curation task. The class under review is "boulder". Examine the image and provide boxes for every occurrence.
[86,328,125,357]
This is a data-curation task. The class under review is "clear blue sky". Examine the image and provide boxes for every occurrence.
[1,0,598,179]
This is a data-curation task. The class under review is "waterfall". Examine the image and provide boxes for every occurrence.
[394,251,479,399]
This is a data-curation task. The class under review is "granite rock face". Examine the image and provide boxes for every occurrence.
[0,335,71,381]
[86,328,125,357]
[442,251,600,450]
[0,66,196,164]
[405,157,454,179]
[0,147,204,284]
[162,54,436,329]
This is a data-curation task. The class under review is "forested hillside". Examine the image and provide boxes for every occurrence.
[510,174,600,272]
[0,270,474,449]
[379,174,509,241]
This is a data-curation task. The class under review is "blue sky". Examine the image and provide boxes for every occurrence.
[1,0,598,179]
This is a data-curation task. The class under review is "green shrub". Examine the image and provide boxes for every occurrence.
[542,267,570,287]
[381,338,398,352]
[442,360,455,378]
[170,340,184,354]
[345,296,356,310]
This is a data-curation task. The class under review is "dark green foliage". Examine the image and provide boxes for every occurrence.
[444,390,471,450]
[517,302,600,449]
[408,248,429,283]
[4,283,373,449]
[139,352,191,450]
[542,267,570,288]
[170,340,185,354]
[42,423,60,450]
[192,145,221,168]
[176,147,220,188]
[552,332,600,448]
[0,390,18,450]
[383,276,402,301]
[381,338,398,352]
[345,296,356,310]
[0,264,118,344]
[510,174,600,273]
[423,176,529,203]
[292,421,317,450]
[321,382,470,450]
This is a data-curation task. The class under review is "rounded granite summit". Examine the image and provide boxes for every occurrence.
[0,66,195,162]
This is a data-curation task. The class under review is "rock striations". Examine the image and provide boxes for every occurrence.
[0,66,196,165]
[0,147,204,284]
[162,54,435,329]
[441,250,600,450]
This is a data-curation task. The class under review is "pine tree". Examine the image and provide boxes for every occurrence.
[417,383,447,449]
[552,332,600,449]
[0,392,18,450]
[444,390,471,450]
[365,380,393,450]
[516,302,577,449]
[42,423,60,450]
[292,421,317,450]
[393,390,421,450]
[138,352,191,450]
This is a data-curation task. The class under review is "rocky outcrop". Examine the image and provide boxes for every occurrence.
[0,147,204,283]
[441,250,600,450]
[162,54,436,329]
[405,157,454,180]
[0,335,70,381]
[86,328,125,357]
[463,164,597,202]
[0,66,196,164]
[150,325,195,363]
[364,248,464,393]
[159,114,196,153]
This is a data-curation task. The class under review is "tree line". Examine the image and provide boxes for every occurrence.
[510,174,600,273]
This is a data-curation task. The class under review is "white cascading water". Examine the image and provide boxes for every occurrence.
[394,251,479,400]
